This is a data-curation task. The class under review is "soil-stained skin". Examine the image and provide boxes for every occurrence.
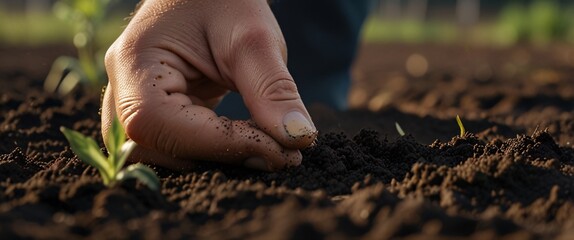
[0,44,573,239]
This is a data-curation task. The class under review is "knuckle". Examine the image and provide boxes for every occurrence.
[258,77,300,102]
[236,25,275,48]
[104,42,122,71]
[104,37,138,74]
[122,103,181,158]
[103,46,116,67]
[120,100,178,157]
[118,99,148,144]
[121,112,143,144]
[233,24,285,57]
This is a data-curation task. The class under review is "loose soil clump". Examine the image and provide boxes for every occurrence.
[1,43,573,239]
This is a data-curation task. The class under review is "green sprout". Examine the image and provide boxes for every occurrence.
[45,0,117,95]
[395,122,406,136]
[60,117,160,190]
[456,115,466,137]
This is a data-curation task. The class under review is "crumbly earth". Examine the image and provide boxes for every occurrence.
[0,43,573,239]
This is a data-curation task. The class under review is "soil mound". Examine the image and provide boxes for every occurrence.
[1,43,573,239]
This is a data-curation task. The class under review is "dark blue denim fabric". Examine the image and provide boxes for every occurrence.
[215,0,375,119]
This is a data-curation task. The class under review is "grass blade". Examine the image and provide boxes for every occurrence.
[456,115,466,137]
[395,122,406,136]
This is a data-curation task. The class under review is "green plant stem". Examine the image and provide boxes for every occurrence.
[456,115,466,137]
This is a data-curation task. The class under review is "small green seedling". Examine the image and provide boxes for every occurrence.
[60,117,160,190]
[395,122,406,136]
[456,115,466,137]
[45,0,117,95]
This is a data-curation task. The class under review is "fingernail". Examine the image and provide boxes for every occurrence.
[283,111,316,138]
[244,157,268,171]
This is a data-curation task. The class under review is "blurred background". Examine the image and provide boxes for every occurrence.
[1,0,574,47]
[1,0,573,115]
[365,0,574,46]
[0,0,137,46]
[0,0,573,144]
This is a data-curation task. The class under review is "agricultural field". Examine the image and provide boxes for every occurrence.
[1,41,573,239]
[1,0,574,239]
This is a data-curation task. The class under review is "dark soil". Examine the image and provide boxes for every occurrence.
[1,43,573,239]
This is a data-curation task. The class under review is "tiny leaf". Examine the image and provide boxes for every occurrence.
[117,163,160,191]
[116,140,137,171]
[60,126,113,184]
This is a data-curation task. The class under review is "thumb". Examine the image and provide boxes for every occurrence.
[227,28,317,149]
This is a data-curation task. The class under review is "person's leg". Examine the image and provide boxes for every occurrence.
[216,0,375,119]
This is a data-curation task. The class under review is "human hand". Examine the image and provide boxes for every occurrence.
[101,0,317,171]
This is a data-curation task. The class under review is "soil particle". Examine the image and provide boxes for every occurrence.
[1,43,574,238]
